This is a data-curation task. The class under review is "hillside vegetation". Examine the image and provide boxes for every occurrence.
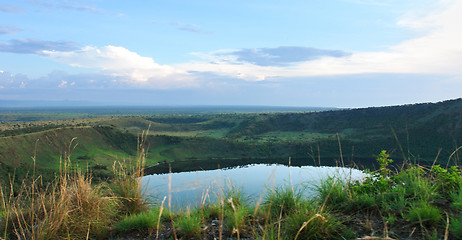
[1,99,462,186]
[1,99,462,239]
[2,149,462,239]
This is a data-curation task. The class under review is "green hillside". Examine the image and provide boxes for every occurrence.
[1,99,462,186]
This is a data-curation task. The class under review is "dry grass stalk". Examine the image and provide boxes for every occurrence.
[156,196,166,240]
[293,213,325,240]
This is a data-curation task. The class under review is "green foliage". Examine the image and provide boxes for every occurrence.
[317,177,351,211]
[284,208,345,240]
[176,209,203,239]
[405,202,442,226]
[352,151,394,195]
[223,184,247,209]
[225,204,252,237]
[113,208,163,233]
[111,160,147,215]
[316,150,462,239]
[431,165,462,193]
[452,188,462,211]
[263,186,303,218]
[377,150,393,178]
[349,192,377,211]
[450,216,462,239]
[391,167,438,205]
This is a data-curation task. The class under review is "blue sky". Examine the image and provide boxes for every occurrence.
[1,0,462,107]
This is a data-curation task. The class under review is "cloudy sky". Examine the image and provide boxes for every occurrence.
[1,0,462,107]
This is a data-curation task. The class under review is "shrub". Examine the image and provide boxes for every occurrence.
[432,165,462,193]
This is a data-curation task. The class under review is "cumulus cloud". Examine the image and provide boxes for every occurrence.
[178,1,462,81]
[15,1,461,88]
[0,71,26,88]
[42,45,195,88]
[0,39,78,54]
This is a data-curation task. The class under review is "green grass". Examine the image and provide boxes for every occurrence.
[451,217,462,239]
[176,209,203,239]
[406,201,442,226]
[3,106,462,239]
[197,128,231,138]
[113,208,164,233]
[315,151,462,239]
[2,150,462,239]
[284,207,345,240]
[247,131,334,143]
[263,186,304,218]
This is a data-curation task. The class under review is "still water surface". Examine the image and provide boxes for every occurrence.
[142,164,366,209]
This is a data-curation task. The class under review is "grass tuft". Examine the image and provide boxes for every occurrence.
[113,207,163,234]
[406,202,442,226]
[176,208,202,239]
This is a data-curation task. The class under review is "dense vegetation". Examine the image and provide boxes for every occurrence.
[1,99,462,239]
[1,98,462,186]
[2,149,462,239]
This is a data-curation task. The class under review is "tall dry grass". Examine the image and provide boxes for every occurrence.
[0,128,152,239]
[111,127,150,215]
[0,159,118,239]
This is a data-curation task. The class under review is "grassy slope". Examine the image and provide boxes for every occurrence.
[1,98,462,185]
[224,98,462,161]
[0,126,132,185]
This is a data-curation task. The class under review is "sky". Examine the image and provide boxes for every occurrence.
[1,0,462,108]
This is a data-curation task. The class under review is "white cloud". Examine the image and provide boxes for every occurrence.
[39,1,462,86]
[43,45,196,88]
[177,0,462,81]
[58,80,67,88]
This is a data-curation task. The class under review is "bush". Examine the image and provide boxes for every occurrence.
[431,165,462,193]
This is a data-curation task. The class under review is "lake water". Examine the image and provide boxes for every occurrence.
[142,163,366,209]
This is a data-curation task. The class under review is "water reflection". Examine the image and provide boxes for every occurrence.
[142,164,366,209]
